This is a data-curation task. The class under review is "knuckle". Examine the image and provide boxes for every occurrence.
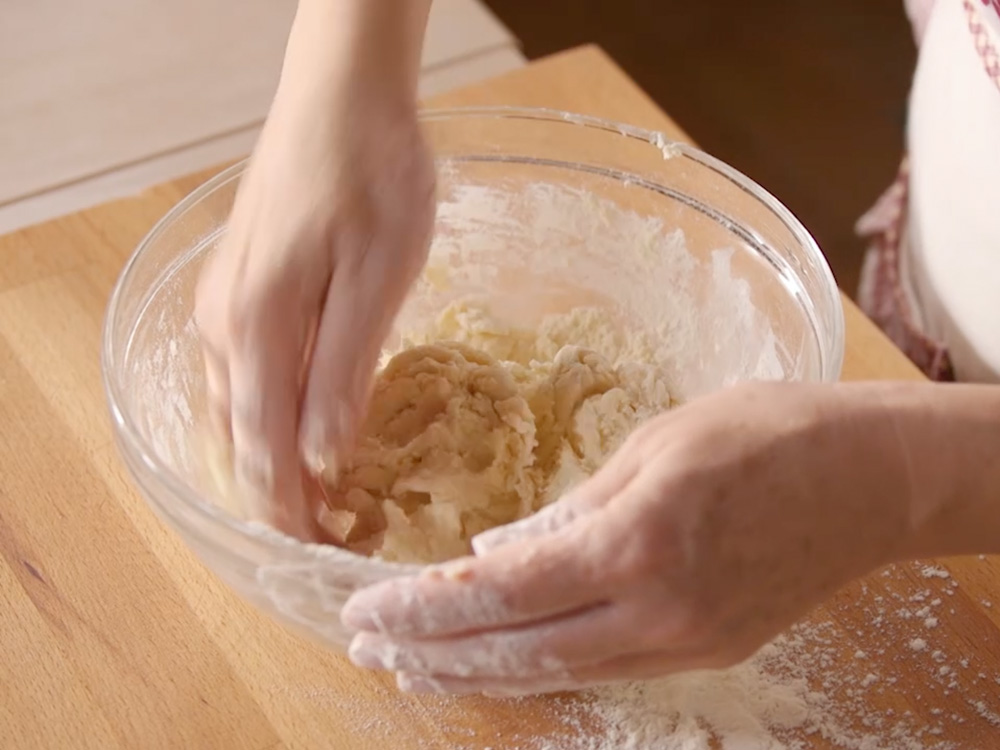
[227,279,301,356]
[604,520,670,586]
[642,602,715,651]
[229,276,281,325]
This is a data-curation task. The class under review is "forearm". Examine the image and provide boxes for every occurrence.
[280,0,432,108]
[856,382,1000,558]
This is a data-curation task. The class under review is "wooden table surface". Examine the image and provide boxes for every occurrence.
[2,45,997,750]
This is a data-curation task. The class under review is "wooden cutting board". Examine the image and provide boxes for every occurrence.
[1,45,997,750]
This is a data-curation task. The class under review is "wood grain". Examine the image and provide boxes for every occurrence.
[1,45,995,750]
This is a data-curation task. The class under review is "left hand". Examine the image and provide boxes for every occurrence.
[340,381,918,696]
[192,0,435,540]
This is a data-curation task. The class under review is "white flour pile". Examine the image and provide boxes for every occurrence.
[537,638,818,750]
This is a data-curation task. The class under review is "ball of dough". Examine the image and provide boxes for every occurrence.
[321,342,538,563]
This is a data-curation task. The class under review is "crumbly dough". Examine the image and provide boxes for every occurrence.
[201,299,673,564]
[316,300,673,564]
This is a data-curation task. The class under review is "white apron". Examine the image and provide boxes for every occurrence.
[857,0,1000,382]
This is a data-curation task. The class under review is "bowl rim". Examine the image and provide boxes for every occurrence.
[101,105,845,559]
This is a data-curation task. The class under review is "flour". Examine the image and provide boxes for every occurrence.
[407,180,799,401]
[200,298,673,565]
[920,566,950,579]
[650,131,682,161]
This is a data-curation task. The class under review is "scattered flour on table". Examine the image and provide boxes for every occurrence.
[524,624,959,750]
[324,559,999,750]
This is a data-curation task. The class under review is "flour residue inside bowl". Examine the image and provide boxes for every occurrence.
[128,179,796,515]
[407,180,795,400]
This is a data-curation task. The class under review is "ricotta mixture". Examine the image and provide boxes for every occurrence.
[315,299,673,564]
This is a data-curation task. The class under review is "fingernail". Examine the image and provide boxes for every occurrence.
[305,448,339,481]
[397,672,445,695]
[348,635,394,670]
[471,527,508,555]
[341,585,388,632]
[441,558,476,582]
[301,401,354,478]
[300,415,331,475]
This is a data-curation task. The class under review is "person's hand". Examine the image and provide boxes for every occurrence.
[340,381,922,696]
[194,0,435,540]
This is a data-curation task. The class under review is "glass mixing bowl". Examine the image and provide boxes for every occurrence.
[101,107,844,650]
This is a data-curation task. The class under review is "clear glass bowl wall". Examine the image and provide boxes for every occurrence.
[102,108,844,650]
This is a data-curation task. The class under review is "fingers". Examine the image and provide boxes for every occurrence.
[341,510,620,638]
[299,221,428,479]
[341,435,710,697]
[227,297,316,539]
[343,442,646,637]
[471,453,641,555]
[348,599,655,680]
[194,212,332,541]
[216,226,329,540]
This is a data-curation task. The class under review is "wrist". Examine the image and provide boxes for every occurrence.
[282,0,431,109]
[845,382,1000,560]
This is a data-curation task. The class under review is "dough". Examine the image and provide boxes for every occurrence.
[201,299,673,564]
[317,300,673,564]
[319,342,537,563]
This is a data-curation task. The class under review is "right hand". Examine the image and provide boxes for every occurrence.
[194,33,435,540]
[341,382,922,695]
